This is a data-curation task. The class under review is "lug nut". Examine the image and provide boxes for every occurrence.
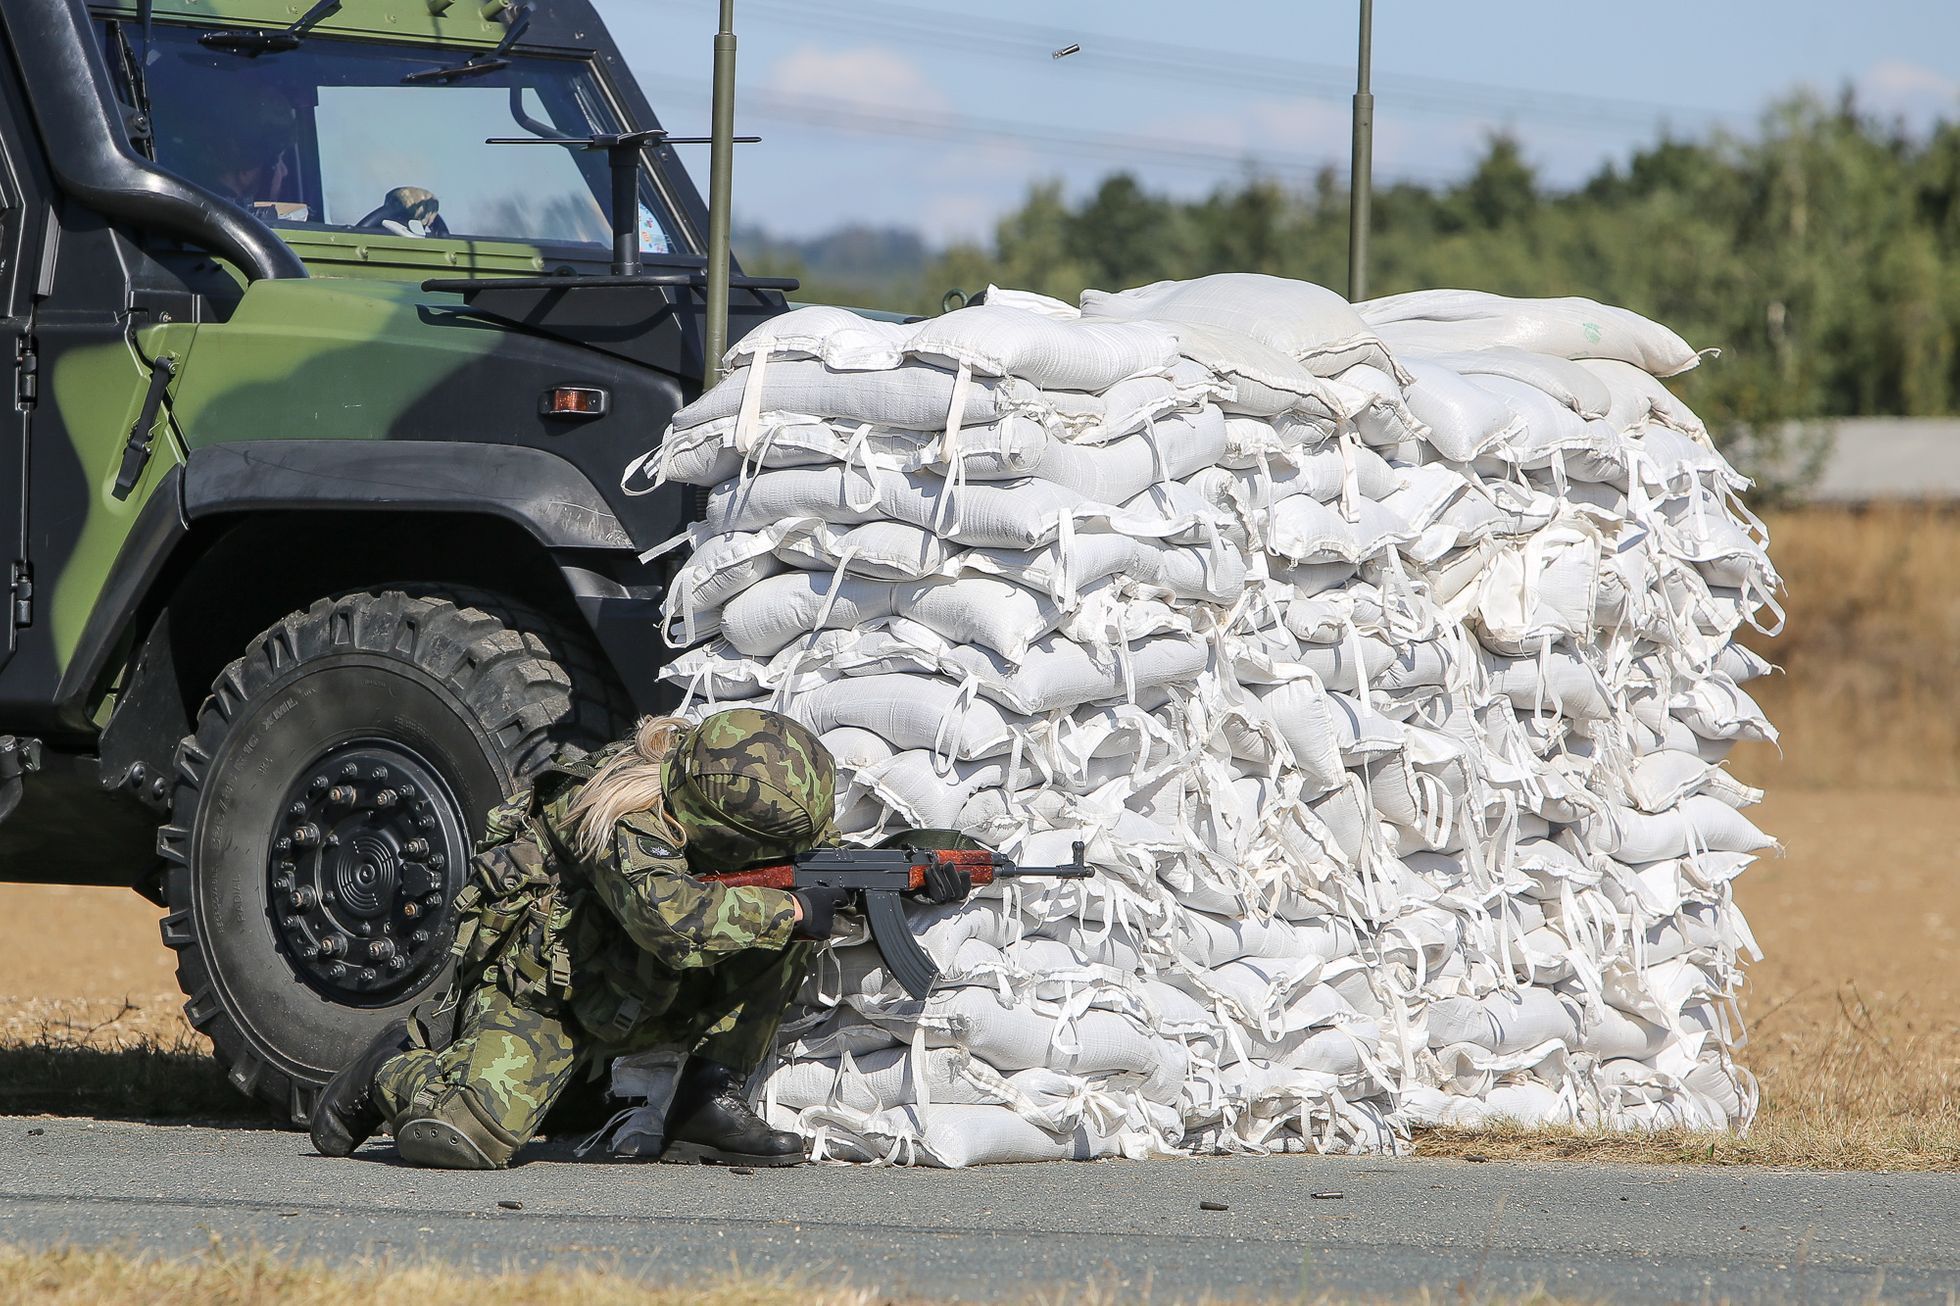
[402,901,420,919]
[151,778,168,800]
[411,929,431,944]
[369,939,396,961]
[317,936,344,957]
[398,783,417,800]
[309,776,329,793]
[328,962,347,979]
[288,801,306,817]
[328,785,359,806]
[374,789,398,808]
[417,815,436,830]
[275,837,293,853]
[361,967,378,982]
[290,887,318,911]
[291,823,321,847]
[370,767,388,781]
[341,763,360,779]
[388,955,408,971]
[404,838,430,858]
[273,875,294,893]
[429,853,447,870]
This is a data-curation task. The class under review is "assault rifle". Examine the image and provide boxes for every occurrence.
[704,842,1091,998]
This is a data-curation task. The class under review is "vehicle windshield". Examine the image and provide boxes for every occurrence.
[116,22,682,254]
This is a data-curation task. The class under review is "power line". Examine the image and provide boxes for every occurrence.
[647,0,1734,135]
[657,77,1462,187]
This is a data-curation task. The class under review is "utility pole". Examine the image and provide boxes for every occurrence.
[703,0,737,388]
[1347,0,1373,304]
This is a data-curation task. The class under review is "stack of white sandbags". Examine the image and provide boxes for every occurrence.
[629,273,1778,1164]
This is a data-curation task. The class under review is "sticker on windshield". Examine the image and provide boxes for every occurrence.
[639,204,669,254]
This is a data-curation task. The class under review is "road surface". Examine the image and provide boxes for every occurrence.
[1,1118,1955,1302]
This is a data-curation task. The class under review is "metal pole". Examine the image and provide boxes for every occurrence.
[703,0,737,388]
[1347,0,1373,304]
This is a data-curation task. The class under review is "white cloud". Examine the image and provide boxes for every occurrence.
[766,44,950,115]
[1859,59,1960,128]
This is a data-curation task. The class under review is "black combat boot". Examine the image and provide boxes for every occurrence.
[310,1018,414,1159]
[661,1058,805,1167]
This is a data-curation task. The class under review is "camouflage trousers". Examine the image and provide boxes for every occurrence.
[371,941,809,1167]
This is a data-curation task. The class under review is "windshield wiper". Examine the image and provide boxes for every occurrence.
[105,18,155,156]
[200,0,342,57]
[403,4,530,85]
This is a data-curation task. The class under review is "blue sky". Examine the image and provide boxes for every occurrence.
[597,1,1960,245]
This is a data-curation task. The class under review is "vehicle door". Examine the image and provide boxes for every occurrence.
[0,60,42,675]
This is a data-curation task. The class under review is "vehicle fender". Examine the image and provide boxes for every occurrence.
[180,440,635,551]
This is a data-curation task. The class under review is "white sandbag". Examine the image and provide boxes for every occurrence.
[905,303,1180,390]
[701,465,1087,549]
[1421,348,1614,420]
[788,673,1033,761]
[1585,797,1776,863]
[1084,273,1408,380]
[799,1102,1120,1167]
[1400,356,1524,461]
[984,284,1080,320]
[1670,673,1777,744]
[833,624,1211,716]
[719,571,1069,660]
[766,1046,1007,1113]
[1359,289,1699,376]
[1427,987,1581,1055]
[727,303,912,371]
[1327,364,1430,448]
[673,356,1037,439]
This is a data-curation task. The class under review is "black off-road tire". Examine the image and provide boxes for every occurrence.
[158,591,630,1124]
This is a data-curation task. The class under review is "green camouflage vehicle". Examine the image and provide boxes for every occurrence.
[0,0,795,1122]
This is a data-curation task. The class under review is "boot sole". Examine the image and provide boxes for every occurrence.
[660,1141,804,1167]
[397,1119,502,1170]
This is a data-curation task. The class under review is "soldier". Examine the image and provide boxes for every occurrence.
[307,707,853,1170]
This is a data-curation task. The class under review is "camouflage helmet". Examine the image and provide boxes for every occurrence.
[661,708,838,869]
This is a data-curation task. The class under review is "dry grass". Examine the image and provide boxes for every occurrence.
[1728,502,1960,791]
[0,997,240,1122]
[0,1243,1607,1306]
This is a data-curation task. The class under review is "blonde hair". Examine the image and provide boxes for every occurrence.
[566,716,691,859]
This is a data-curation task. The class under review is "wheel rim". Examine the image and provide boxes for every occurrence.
[266,740,470,1006]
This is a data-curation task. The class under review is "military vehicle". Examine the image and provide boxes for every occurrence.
[0,0,797,1122]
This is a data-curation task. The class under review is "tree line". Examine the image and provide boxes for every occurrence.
[752,93,1960,492]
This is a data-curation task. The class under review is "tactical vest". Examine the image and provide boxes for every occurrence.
[447,747,614,1007]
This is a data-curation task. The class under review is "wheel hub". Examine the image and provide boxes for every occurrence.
[268,742,469,1003]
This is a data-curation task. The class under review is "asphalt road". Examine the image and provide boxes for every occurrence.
[0,1118,1955,1303]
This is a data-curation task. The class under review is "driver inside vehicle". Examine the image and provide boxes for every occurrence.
[358,186,448,238]
[162,74,311,222]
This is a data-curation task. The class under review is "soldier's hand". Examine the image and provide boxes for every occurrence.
[916,858,973,905]
[790,885,852,940]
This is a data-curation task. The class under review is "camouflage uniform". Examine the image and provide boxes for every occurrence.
[368,712,834,1167]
